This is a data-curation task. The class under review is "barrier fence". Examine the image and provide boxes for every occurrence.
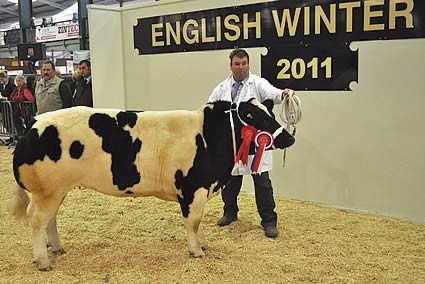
[0,100,36,146]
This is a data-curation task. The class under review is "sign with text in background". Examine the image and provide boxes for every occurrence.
[36,22,79,43]
[134,0,425,91]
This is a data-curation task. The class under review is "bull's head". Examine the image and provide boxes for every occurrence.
[237,98,295,149]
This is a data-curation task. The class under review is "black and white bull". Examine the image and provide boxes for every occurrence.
[11,99,294,270]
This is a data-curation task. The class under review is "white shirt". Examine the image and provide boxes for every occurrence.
[208,72,284,175]
[209,72,284,105]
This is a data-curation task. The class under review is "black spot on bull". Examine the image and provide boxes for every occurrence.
[88,112,142,191]
[175,134,213,218]
[117,111,137,128]
[70,141,84,159]
[13,124,62,189]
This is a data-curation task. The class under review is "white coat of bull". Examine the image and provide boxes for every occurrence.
[10,99,294,271]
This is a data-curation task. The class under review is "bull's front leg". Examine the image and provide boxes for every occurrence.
[178,188,208,258]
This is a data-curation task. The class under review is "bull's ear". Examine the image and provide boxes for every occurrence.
[206,101,231,112]
[237,101,254,124]
[262,99,274,111]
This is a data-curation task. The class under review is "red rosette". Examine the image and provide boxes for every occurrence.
[235,125,257,165]
[251,131,274,174]
[254,131,274,150]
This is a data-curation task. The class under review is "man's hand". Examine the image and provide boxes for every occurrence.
[281,88,294,99]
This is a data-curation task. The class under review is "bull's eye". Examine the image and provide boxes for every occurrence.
[246,113,253,119]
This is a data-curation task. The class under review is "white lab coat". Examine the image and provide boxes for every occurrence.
[208,73,284,175]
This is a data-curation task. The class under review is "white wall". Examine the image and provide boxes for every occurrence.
[88,0,425,223]
[88,6,127,109]
[277,39,425,222]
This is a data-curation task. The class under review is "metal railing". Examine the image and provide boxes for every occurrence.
[0,100,36,146]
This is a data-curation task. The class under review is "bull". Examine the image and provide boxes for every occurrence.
[11,99,295,270]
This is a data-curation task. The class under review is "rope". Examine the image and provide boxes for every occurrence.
[279,90,302,167]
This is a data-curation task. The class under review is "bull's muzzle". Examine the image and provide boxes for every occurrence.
[272,126,295,149]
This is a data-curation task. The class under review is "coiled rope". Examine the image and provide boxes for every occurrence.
[279,90,302,166]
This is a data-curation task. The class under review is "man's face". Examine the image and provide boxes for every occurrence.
[0,77,8,85]
[41,64,55,81]
[79,63,91,78]
[230,56,249,82]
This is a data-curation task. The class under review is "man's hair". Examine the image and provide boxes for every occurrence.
[229,48,249,63]
[41,60,55,70]
[79,60,91,67]
[0,70,8,79]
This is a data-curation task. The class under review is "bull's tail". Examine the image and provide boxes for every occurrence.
[9,184,30,223]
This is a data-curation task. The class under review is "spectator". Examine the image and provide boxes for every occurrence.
[55,69,61,78]
[11,75,33,103]
[0,71,16,144]
[0,71,16,99]
[10,75,34,138]
[68,68,80,95]
[35,60,72,114]
[30,17,36,29]
[72,60,93,107]
[26,75,36,96]
[41,18,48,28]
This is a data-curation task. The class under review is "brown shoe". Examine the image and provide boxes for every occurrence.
[264,226,279,238]
[217,216,237,226]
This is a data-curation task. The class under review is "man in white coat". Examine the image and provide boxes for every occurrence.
[208,48,293,238]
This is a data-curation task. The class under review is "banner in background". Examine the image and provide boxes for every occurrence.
[73,50,90,64]
[133,0,425,90]
[36,22,79,43]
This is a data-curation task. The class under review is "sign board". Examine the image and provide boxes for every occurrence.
[134,0,425,90]
[36,22,79,42]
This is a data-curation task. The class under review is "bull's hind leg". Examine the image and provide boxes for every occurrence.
[197,225,207,250]
[29,192,66,271]
[47,194,67,255]
[180,188,208,258]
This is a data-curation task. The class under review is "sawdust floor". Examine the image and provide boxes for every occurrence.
[0,145,424,283]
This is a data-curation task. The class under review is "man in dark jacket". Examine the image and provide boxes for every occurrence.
[72,60,93,107]
[0,71,16,99]
[0,71,17,145]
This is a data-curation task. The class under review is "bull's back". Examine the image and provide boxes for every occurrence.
[132,111,204,199]
[13,107,205,200]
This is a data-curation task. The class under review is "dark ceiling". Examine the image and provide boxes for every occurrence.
[0,0,130,27]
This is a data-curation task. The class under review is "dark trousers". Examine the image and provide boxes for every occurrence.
[222,172,277,228]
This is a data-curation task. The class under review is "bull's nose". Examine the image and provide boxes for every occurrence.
[274,133,295,149]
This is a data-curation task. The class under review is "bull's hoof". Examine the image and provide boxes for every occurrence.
[189,250,205,258]
[37,261,52,271]
[53,248,66,256]
[38,265,52,272]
